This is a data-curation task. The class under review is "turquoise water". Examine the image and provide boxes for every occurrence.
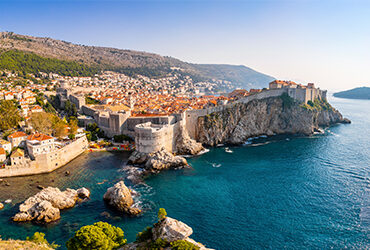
[0,96,369,249]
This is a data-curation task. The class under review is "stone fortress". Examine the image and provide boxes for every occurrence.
[56,80,328,155]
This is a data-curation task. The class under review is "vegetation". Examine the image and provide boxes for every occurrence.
[170,240,200,250]
[301,98,333,111]
[135,226,153,243]
[85,122,105,141]
[64,100,78,118]
[0,100,22,131]
[35,93,57,114]
[280,93,295,109]
[29,112,68,138]
[148,238,169,249]
[113,134,133,143]
[158,208,167,221]
[66,222,126,250]
[26,232,60,249]
[85,95,100,104]
[0,50,99,77]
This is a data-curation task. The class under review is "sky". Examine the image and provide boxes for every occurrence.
[0,0,369,91]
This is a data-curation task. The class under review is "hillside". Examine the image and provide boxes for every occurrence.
[333,87,370,100]
[0,31,274,89]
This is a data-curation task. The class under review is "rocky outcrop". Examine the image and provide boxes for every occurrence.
[128,148,188,176]
[103,181,141,216]
[145,148,188,173]
[197,96,350,146]
[152,217,193,242]
[122,216,212,250]
[13,187,90,223]
[175,127,204,155]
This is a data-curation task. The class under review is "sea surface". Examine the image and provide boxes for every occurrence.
[0,96,369,249]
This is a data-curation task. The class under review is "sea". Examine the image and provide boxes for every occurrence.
[0,95,369,249]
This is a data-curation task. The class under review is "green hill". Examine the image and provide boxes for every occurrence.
[333,87,370,100]
[0,31,275,89]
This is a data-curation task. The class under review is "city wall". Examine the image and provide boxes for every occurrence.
[0,136,88,178]
[134,122,181,154]
[184,89,286,139]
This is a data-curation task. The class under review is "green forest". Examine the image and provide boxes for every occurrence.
[0,50,100,77]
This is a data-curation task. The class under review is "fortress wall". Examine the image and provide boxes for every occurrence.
[69,94,85,110]
[81,105,98,117]
[184,89,286,139]
[125,116,173,133]
[0,136,88,178]
[134,122,179,154]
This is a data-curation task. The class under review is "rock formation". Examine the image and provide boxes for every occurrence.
[152,217,193,242]
[103,181,141,216]
[128,147,188,175]
[145,148,188,173]
[122,216,212,250]
[197,96,350,146]
[175,127,204,155]
[13,186,90,223]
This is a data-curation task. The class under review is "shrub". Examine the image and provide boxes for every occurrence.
[136,226,153,242]
[158,208,167,221]
[149,238,169,249]
[170,240,200,250]
[280,93,295,109]
[66,222,126,250]
[26,232,60,249]
[307,100,314,107]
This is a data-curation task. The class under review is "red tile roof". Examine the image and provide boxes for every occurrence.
[8,131,27,139]
[0,148,5,155]
[27,133,53,141]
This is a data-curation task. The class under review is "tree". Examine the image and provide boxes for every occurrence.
[68,116,78,136]
[0,100,22,131]
[66,222,127,250]
[52,118,68,139]
[26,232,60,249]
[158,208,167,221]
[65,100,77,118]
[29,112,54,134]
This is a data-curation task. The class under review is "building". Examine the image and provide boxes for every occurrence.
[269,80,327,103]
[0,139,12,153]
[10,148,26,166]
[26,133,56,159]
[0,148,6,163]
[8,131,27,148]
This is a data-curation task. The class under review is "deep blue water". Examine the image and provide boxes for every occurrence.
[0,96,369,249]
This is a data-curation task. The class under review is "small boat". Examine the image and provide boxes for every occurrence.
[225,147,233,153]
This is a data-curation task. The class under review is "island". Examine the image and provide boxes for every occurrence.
[333,87,370,100]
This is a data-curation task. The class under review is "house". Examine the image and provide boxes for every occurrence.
[10,148,25,166]
[8,131,27,148]
[0,148,6,163]
[0,139,12,153]
[26,133,56,159]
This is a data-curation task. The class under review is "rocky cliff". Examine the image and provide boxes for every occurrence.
[197,96,350,146]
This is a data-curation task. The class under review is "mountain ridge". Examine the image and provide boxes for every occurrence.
[0,31,275,89]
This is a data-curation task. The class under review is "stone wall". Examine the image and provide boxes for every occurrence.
[134,122,180,153]
[184,89,286,139]
[0,136,88,178]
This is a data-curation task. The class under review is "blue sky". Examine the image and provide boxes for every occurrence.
[1,0,369,91]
